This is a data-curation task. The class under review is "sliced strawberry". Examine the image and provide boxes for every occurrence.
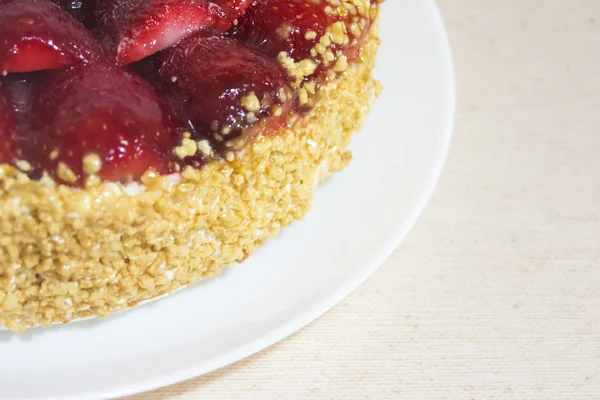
[0,91,16,163]
[95,0,251,66]
[29,63,180,185]
[232,0,372,63]
[0,0,103,74]
[158,32,294,153]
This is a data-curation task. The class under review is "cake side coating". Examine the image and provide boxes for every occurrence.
[0,22,381,333]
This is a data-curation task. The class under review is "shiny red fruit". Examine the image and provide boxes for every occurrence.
[0,0,103,74]
[29,63,180,185]
[159,32,294,152]
[232,0,371,62]
[95,0,253,66]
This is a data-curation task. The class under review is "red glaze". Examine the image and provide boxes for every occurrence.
[49,0,94,24]
[232,0,371,62]
[0,0,103,73]
[28,63,180,184]
[0,90,17,163]
[94,0,252,66]
[0,72,42,125]
[0,0,375,185]
[159,32,294,152]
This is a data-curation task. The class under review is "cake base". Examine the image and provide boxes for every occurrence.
[0,23,381,333]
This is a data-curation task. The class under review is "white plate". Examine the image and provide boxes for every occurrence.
[0,1,454,399]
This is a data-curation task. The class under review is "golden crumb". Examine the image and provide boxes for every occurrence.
[333,55,349,72]
[56,162,78,183]
[272,105,283,117]
[305,30,318,40]
[82,153,102,175]
[174,138,198,159]
[276,23,293,40]
[197,140,213,157]
[240,92,261,113]
[14,160,32,172]
[299,88,309,105]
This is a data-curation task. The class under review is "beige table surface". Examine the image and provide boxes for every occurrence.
[130,1,600,398]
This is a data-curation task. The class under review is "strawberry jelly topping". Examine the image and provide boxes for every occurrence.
[158,32,293,155]
[94,0,253,66]
[0,0,375,186]
[0,0,103,74]
[27,63,180,185]
[231,0,372,63]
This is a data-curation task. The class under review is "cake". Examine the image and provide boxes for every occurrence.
[0,0,383,332]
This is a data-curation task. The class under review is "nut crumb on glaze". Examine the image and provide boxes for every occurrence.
[14,160,32,172]
[82,154,102,175]
[240,92,261,113]
[56,162,78,184]
[197,139,213,157]
[0,18,382,333]
[174,137,198,159]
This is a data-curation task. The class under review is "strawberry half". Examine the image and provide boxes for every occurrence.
[158,32,294,153]
[232,0,373,62]
[28,63,180,185]
[0,0,103,74]
[95,0,252,66]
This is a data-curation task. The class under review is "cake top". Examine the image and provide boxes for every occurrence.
[0,0,376,186]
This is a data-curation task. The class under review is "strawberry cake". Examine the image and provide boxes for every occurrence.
[0,0,383,332]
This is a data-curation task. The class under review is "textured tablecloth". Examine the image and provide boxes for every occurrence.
[131,1,600,398]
